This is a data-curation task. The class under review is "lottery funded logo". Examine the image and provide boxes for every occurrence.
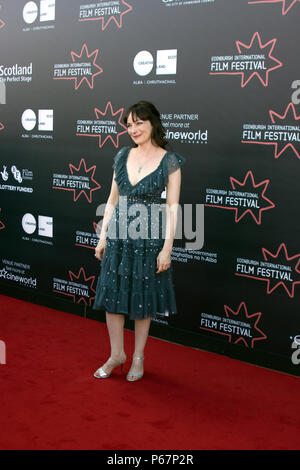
[0,258,37,288]
[78,1,133,30]
[52,158,101,203]
[205,170,275,225]
[210,32,282,87]
[0,164,33,194]
[53,267,96,306]
[0,121,4,131]
[161,112,208,145]
[200,302,267,348]
[248,0,299,15]
[242,102,300,160]
[235,243,300,298]
[76,101,127,148]
[53,43,103,90]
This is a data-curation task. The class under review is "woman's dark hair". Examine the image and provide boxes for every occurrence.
[123,101,169,149]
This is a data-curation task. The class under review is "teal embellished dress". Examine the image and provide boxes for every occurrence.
[93,146,186,320]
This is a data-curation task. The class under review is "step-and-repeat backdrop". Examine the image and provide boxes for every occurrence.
[0,0,299,375]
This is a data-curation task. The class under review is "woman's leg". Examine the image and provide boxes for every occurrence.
[127,316,151,379]
[96,312,126,375]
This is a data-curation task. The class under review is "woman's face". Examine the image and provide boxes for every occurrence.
[126,113,153,146]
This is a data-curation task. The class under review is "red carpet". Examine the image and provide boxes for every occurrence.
[0,293,299,450]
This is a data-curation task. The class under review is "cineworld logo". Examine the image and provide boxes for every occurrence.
[200,302,267,348]
[53,267,96,306]
[235,243,300,298]
[22,213,53,238]
[210,32,282,87]
[248,0,300,15]
[23,0,55,24]
[133,50,177,77]
[21,109,53,132]
[0,267,37,288]
[78,1,133,31]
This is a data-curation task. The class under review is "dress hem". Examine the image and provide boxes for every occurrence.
[92,303,177,320]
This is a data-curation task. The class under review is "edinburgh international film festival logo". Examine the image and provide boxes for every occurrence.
[52,158,101,203]
[235,243,300,298]
[209,32,282,87]
[200,302,267,348]
[53,43,103,90]
[78,1,133,31]
[205,170,275,225]
[248,0,300,15]
[53,267,96,306]
[76,101,127,148]
[241,102,300,161]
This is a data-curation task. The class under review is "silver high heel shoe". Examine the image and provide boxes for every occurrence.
[94,355,126,379]
[126,356,144,382]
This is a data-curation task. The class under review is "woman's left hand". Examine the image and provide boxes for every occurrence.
[156,249,172,273]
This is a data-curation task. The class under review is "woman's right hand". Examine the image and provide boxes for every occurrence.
[95,238,107,261]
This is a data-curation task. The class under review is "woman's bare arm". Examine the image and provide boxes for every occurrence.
[98,171,119,241]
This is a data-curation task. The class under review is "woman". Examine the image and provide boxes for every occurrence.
[93,101,185,381]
